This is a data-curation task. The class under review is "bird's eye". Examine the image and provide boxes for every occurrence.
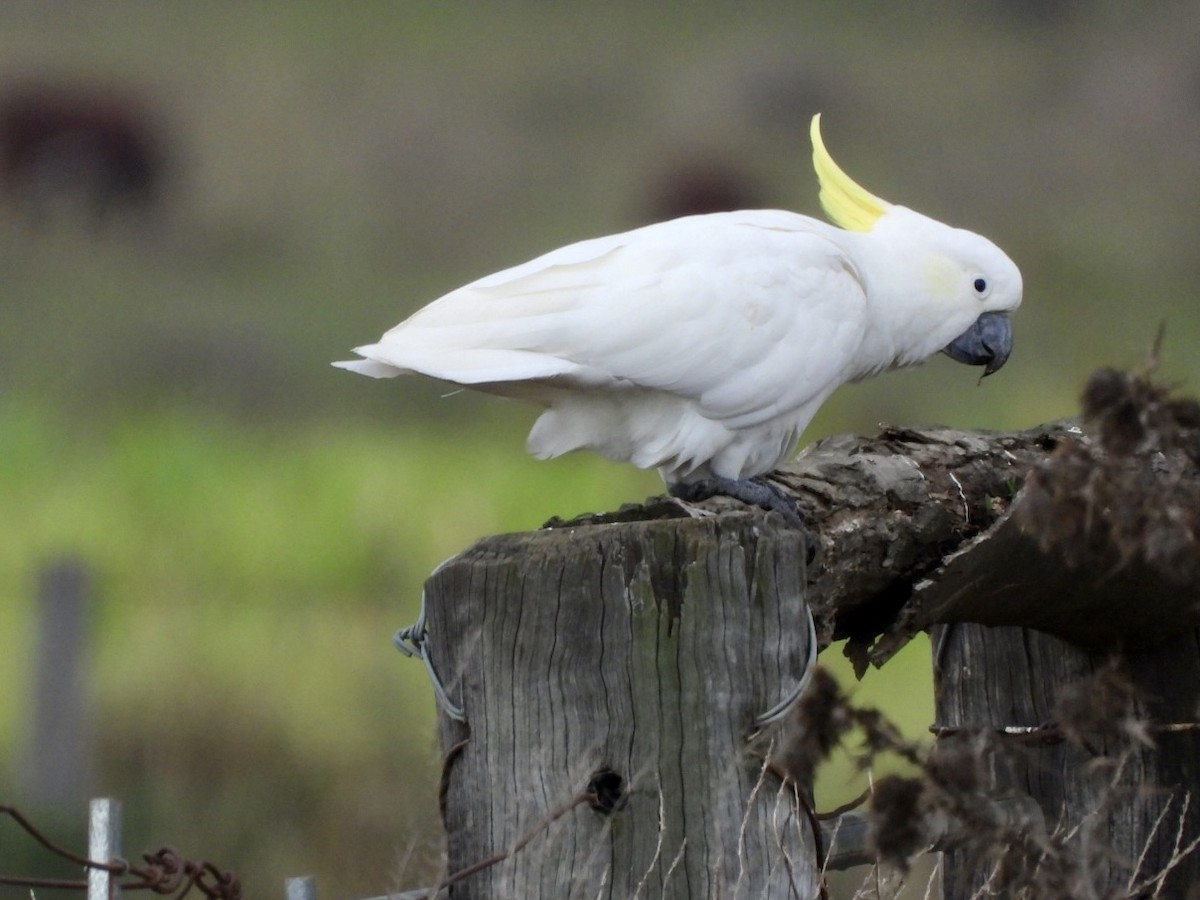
[973,277,989,297]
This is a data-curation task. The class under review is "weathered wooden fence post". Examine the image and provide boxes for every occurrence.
[421,512,818,898]
[934,624,1200,897]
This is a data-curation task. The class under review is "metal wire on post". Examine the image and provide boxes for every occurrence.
[88,798,122,900]
[1,798,240,898]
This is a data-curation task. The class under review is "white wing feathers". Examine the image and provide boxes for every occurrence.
[336,210,870,481]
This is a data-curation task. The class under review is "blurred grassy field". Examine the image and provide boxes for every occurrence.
[0,398,934,895]
[1,1,1198,896]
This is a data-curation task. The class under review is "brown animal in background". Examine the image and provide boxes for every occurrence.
[642,157,765,223]
[0,83,167,228]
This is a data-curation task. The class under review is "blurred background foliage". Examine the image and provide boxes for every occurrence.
[1,1,1198,896]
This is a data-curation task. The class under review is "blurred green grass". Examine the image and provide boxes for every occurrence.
[1,1,1198,896]
[0,397,660,893]
[0,396,929,894]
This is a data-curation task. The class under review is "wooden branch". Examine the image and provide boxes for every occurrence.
[569,408,1199,669]
[555,423,1070,670]
[785,368,1200,662]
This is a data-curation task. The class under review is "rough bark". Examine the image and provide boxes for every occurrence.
[559,423,1077,665]
[424,515,819,899]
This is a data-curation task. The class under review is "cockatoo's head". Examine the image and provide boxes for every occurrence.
[810,114,1022,376]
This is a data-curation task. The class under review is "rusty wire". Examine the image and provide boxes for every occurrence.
[0,804,242,899]
[420,766,627,899]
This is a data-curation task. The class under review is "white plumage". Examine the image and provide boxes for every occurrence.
[336,116,1022,490]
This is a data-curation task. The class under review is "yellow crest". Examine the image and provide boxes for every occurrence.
[810,114,890,232]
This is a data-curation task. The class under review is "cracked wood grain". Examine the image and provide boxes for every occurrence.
[424,515,818,899]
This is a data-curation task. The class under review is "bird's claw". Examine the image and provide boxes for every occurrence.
[670,475,803,525]
[669,475,817,563]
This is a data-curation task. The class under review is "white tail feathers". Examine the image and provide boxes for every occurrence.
[332,358,401,379]
[334,344,592,387]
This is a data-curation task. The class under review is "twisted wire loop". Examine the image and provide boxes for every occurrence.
[129,847,186,892]
[125,847,244,899]
[0,805,241,899]
[397,548,816,731]
[395,556,467,723]
[751,601,820,734]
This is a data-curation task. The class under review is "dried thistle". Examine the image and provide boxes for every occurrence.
[1017,366,1200,583]
[1053,660,1153,750]
[869,775,927,872]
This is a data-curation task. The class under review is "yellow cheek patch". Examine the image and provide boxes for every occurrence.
[810,114,891,232]
[921,254,962,299]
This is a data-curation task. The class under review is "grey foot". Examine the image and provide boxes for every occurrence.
[669,476,804,527]
[669,476,816,563]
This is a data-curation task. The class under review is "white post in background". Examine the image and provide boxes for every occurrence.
[285,875,318,900]
[24,558,93,809]
[88,797,121,900]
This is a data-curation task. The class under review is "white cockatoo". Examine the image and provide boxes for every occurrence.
[336,114,1022,519]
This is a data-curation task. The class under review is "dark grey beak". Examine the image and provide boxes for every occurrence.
[943,311,1012,376]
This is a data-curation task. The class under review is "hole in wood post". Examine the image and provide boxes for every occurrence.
[585,767,627,815]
